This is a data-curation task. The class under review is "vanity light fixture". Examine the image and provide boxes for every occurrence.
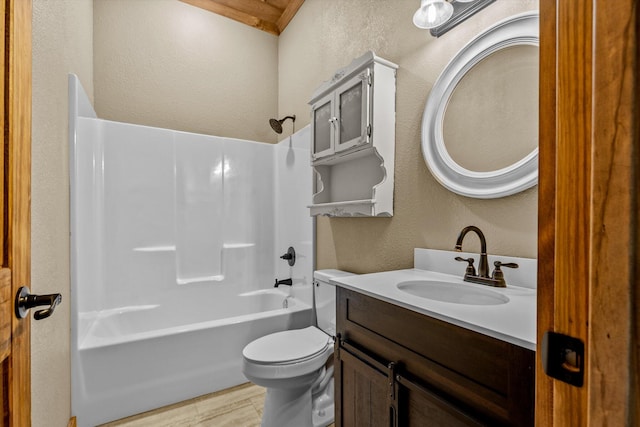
[413,0,454,29]
[413,0,496,37]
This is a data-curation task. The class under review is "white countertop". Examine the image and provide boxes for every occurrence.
[331,249,537,351]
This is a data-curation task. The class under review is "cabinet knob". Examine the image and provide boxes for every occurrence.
[329,117,338,125]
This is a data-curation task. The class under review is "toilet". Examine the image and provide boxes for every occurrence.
[242,269,354,427]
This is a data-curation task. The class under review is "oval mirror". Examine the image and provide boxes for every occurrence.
[421,11,539,199]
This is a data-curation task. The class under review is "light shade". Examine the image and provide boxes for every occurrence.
[413,0,454,29]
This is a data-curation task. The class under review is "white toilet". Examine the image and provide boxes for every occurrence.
[242,269,354,427]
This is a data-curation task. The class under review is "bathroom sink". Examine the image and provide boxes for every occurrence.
[396,280,509,306]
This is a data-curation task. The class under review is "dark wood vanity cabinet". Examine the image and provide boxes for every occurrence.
[335,288,535,427]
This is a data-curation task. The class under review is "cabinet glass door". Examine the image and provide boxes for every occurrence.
[312,96,334,159]
[336,68,371,153]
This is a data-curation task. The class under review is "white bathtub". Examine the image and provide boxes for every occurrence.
[73,289,312,427]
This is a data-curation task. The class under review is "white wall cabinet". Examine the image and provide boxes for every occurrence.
[308,51,397,217]
[311,68,372,159]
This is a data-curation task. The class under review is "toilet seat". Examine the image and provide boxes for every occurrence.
[243,326,334,380]
[244,326,331,364]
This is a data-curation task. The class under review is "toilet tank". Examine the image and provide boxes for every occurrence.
[313,269,355,336]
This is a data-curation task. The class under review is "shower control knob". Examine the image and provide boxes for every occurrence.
[279,247,296,266]
[15,286,62,320]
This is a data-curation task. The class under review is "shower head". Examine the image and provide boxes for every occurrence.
[269,118,282,134]
[269,115,296,134]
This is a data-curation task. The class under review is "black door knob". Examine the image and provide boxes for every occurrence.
[15,287,62,320]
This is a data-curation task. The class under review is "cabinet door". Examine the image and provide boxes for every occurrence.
[337,348,391,427]
[311,93,335,160]
[396,376,485,427]
[335,68,371,153]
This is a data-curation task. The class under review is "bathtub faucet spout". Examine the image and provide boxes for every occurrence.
[274,278,293,287]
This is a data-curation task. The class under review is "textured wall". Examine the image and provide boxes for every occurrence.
[31,1,94,426]
[93,0,279,143]
[279,0,539,273]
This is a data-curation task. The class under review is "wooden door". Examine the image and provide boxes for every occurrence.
[0,0,32,426]
[537,0,638,425]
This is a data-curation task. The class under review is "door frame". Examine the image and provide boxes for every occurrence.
[537,0,638,425]
[5,0,32,425]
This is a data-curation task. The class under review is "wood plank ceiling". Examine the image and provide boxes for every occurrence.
[180,0,305,35]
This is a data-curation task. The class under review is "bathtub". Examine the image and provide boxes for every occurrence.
[73,289,312,427]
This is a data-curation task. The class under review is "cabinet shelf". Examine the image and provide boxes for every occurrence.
[309,51,397,217]
[308,199,377,217]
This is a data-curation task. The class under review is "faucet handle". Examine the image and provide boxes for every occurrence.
[493,261,519,270]
[491,261,518,285]
[455,256,476,277]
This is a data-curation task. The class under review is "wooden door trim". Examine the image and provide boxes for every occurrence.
[633,13,640,421]
[589,1,636,424]
[0,269,12,363]
[554,2,593,424]
[6,0,32,425]
[535,0,556,425]
[537,0,638,425]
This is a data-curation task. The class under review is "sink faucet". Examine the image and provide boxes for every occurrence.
[455,225,490,278]
[454,225,518,287]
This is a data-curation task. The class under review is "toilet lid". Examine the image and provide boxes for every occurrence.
[243,326,331,364]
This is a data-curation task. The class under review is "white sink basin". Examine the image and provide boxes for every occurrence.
[396,280,510,306]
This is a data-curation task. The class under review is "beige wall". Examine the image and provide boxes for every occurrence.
[93,0,279,143]
[32,1,94,426]
[279,0,539,273]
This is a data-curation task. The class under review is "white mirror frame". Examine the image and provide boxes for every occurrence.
[421,11,539,199]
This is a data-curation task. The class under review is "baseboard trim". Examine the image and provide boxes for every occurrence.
[68,416,77,427]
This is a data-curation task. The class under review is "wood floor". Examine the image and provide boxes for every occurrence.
[99,383,336,427]
[100,383,266,427]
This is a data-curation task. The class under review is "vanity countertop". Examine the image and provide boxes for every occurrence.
[331,249,537,351]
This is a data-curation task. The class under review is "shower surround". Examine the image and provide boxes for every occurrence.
[69,75,313,426]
